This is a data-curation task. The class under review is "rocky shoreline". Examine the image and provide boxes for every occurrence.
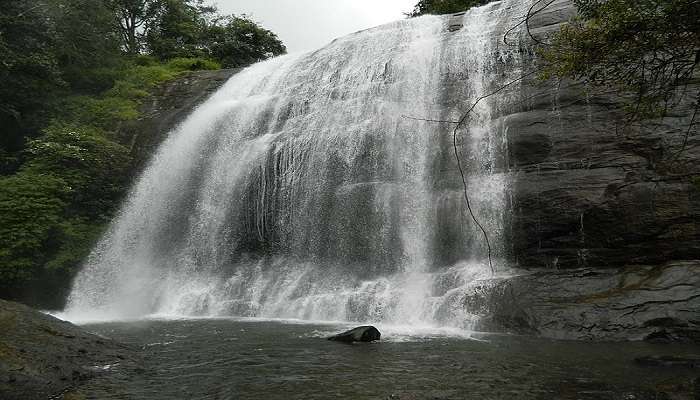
[0,300,135,400]
[1,298,698,399]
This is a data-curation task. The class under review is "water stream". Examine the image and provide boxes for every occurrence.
[65,1,529,330]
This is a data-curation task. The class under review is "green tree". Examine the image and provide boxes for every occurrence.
[144,1,285,68]
[110,0,165,54]
[0,172,68,300]
[407,0,493,16]
[203,15,287,68]
[541,0,700,124]
[50,0,124,93]
[145,0,214,60]
[0,124,132,306]
[24,123,132,220]
[0,0,122,156]
[0,0,63,155]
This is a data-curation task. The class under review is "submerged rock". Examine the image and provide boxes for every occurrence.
[327,326,381,343]
[634,355,700,368]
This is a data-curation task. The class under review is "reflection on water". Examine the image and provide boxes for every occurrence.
[77,319,700,400]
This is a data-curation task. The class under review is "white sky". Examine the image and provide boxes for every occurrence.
[214,0,418,53]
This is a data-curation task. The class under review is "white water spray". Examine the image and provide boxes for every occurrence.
[64,1,530,329]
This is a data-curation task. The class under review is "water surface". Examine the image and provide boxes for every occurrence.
[79,319,700,399]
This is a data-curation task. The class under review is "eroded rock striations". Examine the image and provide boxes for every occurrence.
[469,262,700,341]
[478,0,700,341]
[509,0,699,270]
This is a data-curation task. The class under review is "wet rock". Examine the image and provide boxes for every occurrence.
[508,0,700,270]
[634,355,700,368]
[453,0,700,342]
[120,68,238,172]
[0,300,136,400]
[327,326,381,343]
[472,261,700,342]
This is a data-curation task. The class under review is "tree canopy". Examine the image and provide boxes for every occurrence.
[541,0,699,125]
[203,15,287,69]
[0,0,286,160]
[0,0,286,307]
[407,0,493,16]
[0,0,122,155]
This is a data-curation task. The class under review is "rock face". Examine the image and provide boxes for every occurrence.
[119,68,238,171]
[72,2,699,341]
[328,326,381,343]
[0,300,134,400]
[507,0,700,269]
[473,0,700,341]
[468,261,700,342]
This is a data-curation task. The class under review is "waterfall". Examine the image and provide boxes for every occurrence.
[64,0,530,329]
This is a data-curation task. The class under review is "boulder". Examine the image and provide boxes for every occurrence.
[327,326,381,343]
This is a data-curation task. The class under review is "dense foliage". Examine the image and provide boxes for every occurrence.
[0,0,122,156]
[541,0,699,124]
[0,0,285,307]
[204,16,287,69]
[407,0,493,16]
[142,0,286,67]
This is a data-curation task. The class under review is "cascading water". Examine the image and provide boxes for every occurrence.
[64,0,530,329]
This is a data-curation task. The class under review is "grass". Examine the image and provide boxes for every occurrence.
[58,56,222,131]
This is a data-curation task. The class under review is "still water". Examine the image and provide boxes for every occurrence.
[75,319,700,400]
[74,319,700,400]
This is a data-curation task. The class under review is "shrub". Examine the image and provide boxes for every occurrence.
[540,0,699,124]
[0,173,68,292]
[167,57,221,71]
[25,123,132,219]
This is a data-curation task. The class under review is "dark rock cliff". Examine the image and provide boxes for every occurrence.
[98,6,699,341]
[479,0,700,341]
[508,0,699,270]
[472,262,700,342]
[119,68,238,171]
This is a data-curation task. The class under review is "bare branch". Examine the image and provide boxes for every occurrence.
[401,115,460,124]
[450,68,542,275]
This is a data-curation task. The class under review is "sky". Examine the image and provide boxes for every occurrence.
[215,0,418,53]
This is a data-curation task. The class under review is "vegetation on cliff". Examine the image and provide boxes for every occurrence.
[0,0,285,308]
[408,0,698,128]
[408,0,698,130]
[541,0,699,128]
[407,0,494,16]
[2,0,696,311]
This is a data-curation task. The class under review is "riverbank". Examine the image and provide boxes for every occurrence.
[2,301,699,399]
[0,300,135,400]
